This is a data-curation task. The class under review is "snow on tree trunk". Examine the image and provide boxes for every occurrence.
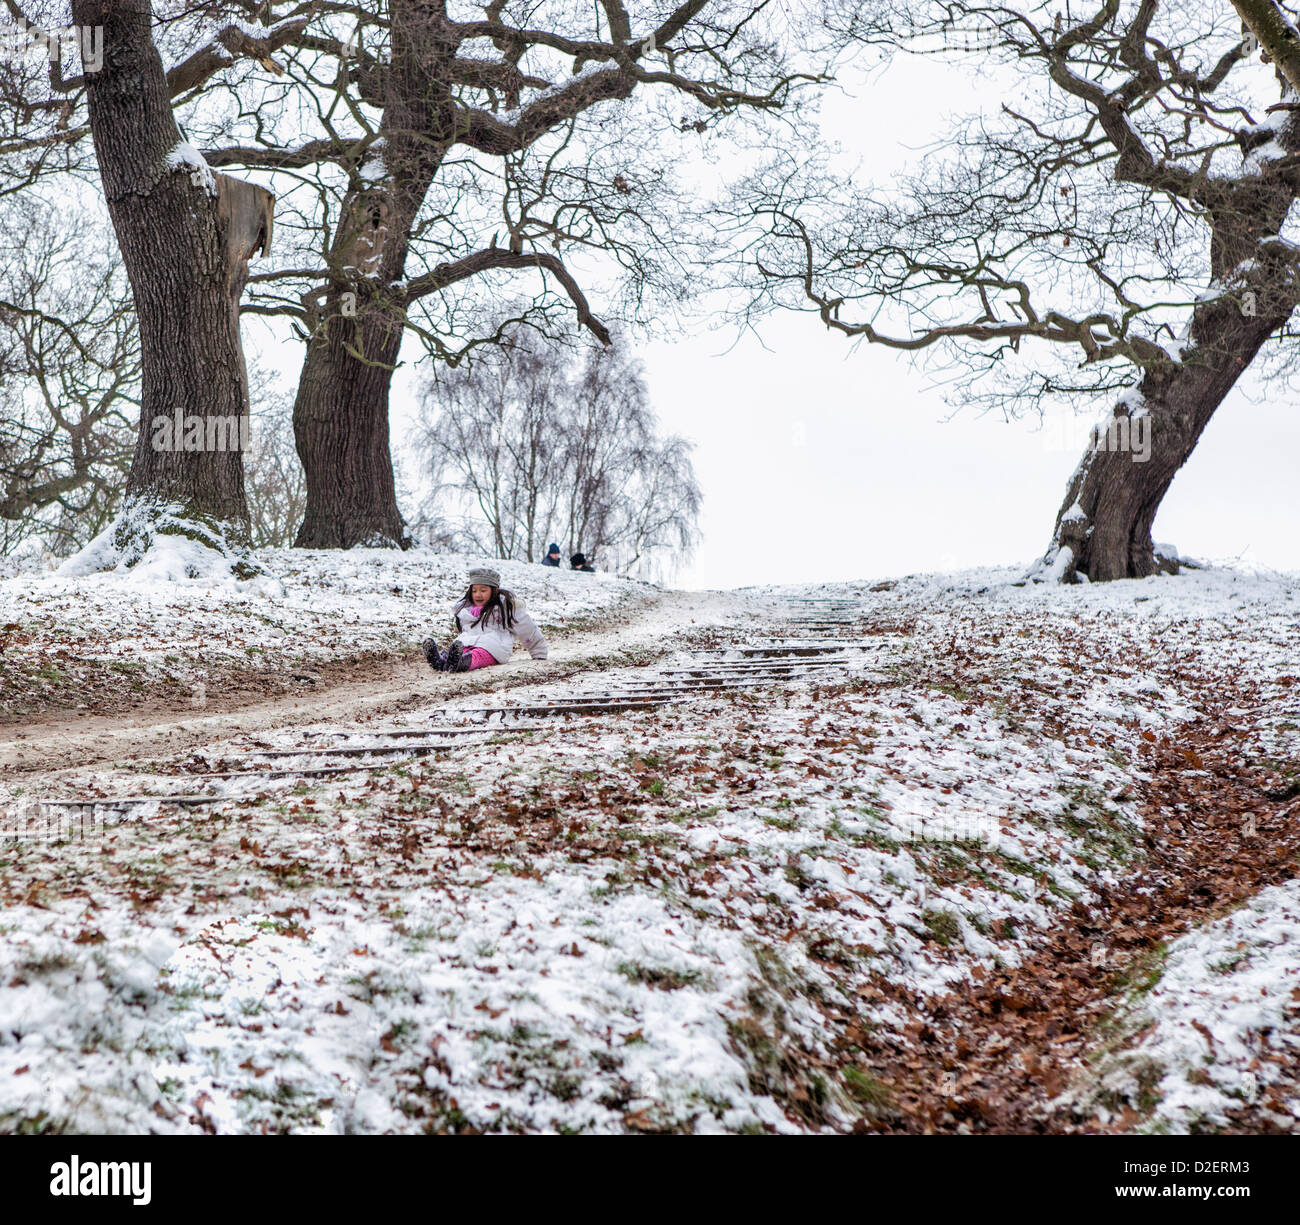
[1040,293,1289,582]
[1036,107,1300,583]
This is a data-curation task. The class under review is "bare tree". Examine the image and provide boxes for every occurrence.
[562,337,701,572]
[414,339,563,559]
[0,3,806,561]
[414,331,700,577]
[0,195,137,556]
[243,380,307,549]
[604,433,703,578]
[732,0,1300,581]
[190,1,810,550]
[19,0,306,572]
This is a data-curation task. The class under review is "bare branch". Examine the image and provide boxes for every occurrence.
[166,15,312,100]
[1232,0,1300,97]
[405,247,611,346]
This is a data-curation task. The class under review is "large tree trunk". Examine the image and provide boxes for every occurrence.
[1041,110,1300,583]
[292,0,453,550]
[292,294,411,547]
[1045,300,1285,582]
[74,1,266,564]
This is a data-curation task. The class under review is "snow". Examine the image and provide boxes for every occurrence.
[1,557,1297,1132]
[1117,388,1149,417]
[1081,880,1300,1133]
[1241,102,1295,175]
[1031,543,1077,583]
[164,140,218,197]
[4,546,640,702]
[495,61,611,126]
[1150,335,1187,361]
[358,141,386,185]
[60,521,271,593]
[231,17,303,43]
[56,501,277,595]
[454,40,507,65]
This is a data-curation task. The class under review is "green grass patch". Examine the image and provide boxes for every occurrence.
[844,1067,896,1115]
[922,909,962,947]
[616,961,704,991]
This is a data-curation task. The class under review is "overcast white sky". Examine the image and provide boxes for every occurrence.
[262,40,1300,592]
[639,309,1300,590]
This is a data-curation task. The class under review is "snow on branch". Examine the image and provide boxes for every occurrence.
[164,140,217,197]
[165,15,310,99]
[1232,0,1300,99]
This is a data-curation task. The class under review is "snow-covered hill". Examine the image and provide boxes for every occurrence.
[1,558,1297,1133]
[0,548,644,721]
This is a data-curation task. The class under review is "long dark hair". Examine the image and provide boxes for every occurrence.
[452,585,516,633]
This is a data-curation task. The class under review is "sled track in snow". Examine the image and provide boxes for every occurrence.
[25,599,880,811]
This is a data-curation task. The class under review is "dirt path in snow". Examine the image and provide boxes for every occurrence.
[839,680,1300,1134]
[0,588,730,782]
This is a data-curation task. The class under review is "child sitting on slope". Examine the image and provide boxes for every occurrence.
[422,566,549,672]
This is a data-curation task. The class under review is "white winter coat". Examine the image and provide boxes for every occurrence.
[453,599,548,663]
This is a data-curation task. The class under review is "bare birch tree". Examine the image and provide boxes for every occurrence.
[413,332,700,576]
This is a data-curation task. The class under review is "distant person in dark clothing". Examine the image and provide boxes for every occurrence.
[542,543,561,567]
[570,552,595,572]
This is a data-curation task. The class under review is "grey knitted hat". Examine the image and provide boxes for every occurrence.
[468,567,501,588]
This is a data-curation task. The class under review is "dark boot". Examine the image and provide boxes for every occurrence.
[445,642,464,673]
[422,638,446,670]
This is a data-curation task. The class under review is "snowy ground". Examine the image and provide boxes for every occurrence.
[1077,879,1300,1134]
[0,549,643,720]
[0,559,1297,1132]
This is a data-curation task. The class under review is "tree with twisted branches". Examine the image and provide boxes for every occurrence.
[4,3,811,560]
[183,0,811,549]
[0,197,137,556]
[3,0,307,572]
[733,0,1300,581]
